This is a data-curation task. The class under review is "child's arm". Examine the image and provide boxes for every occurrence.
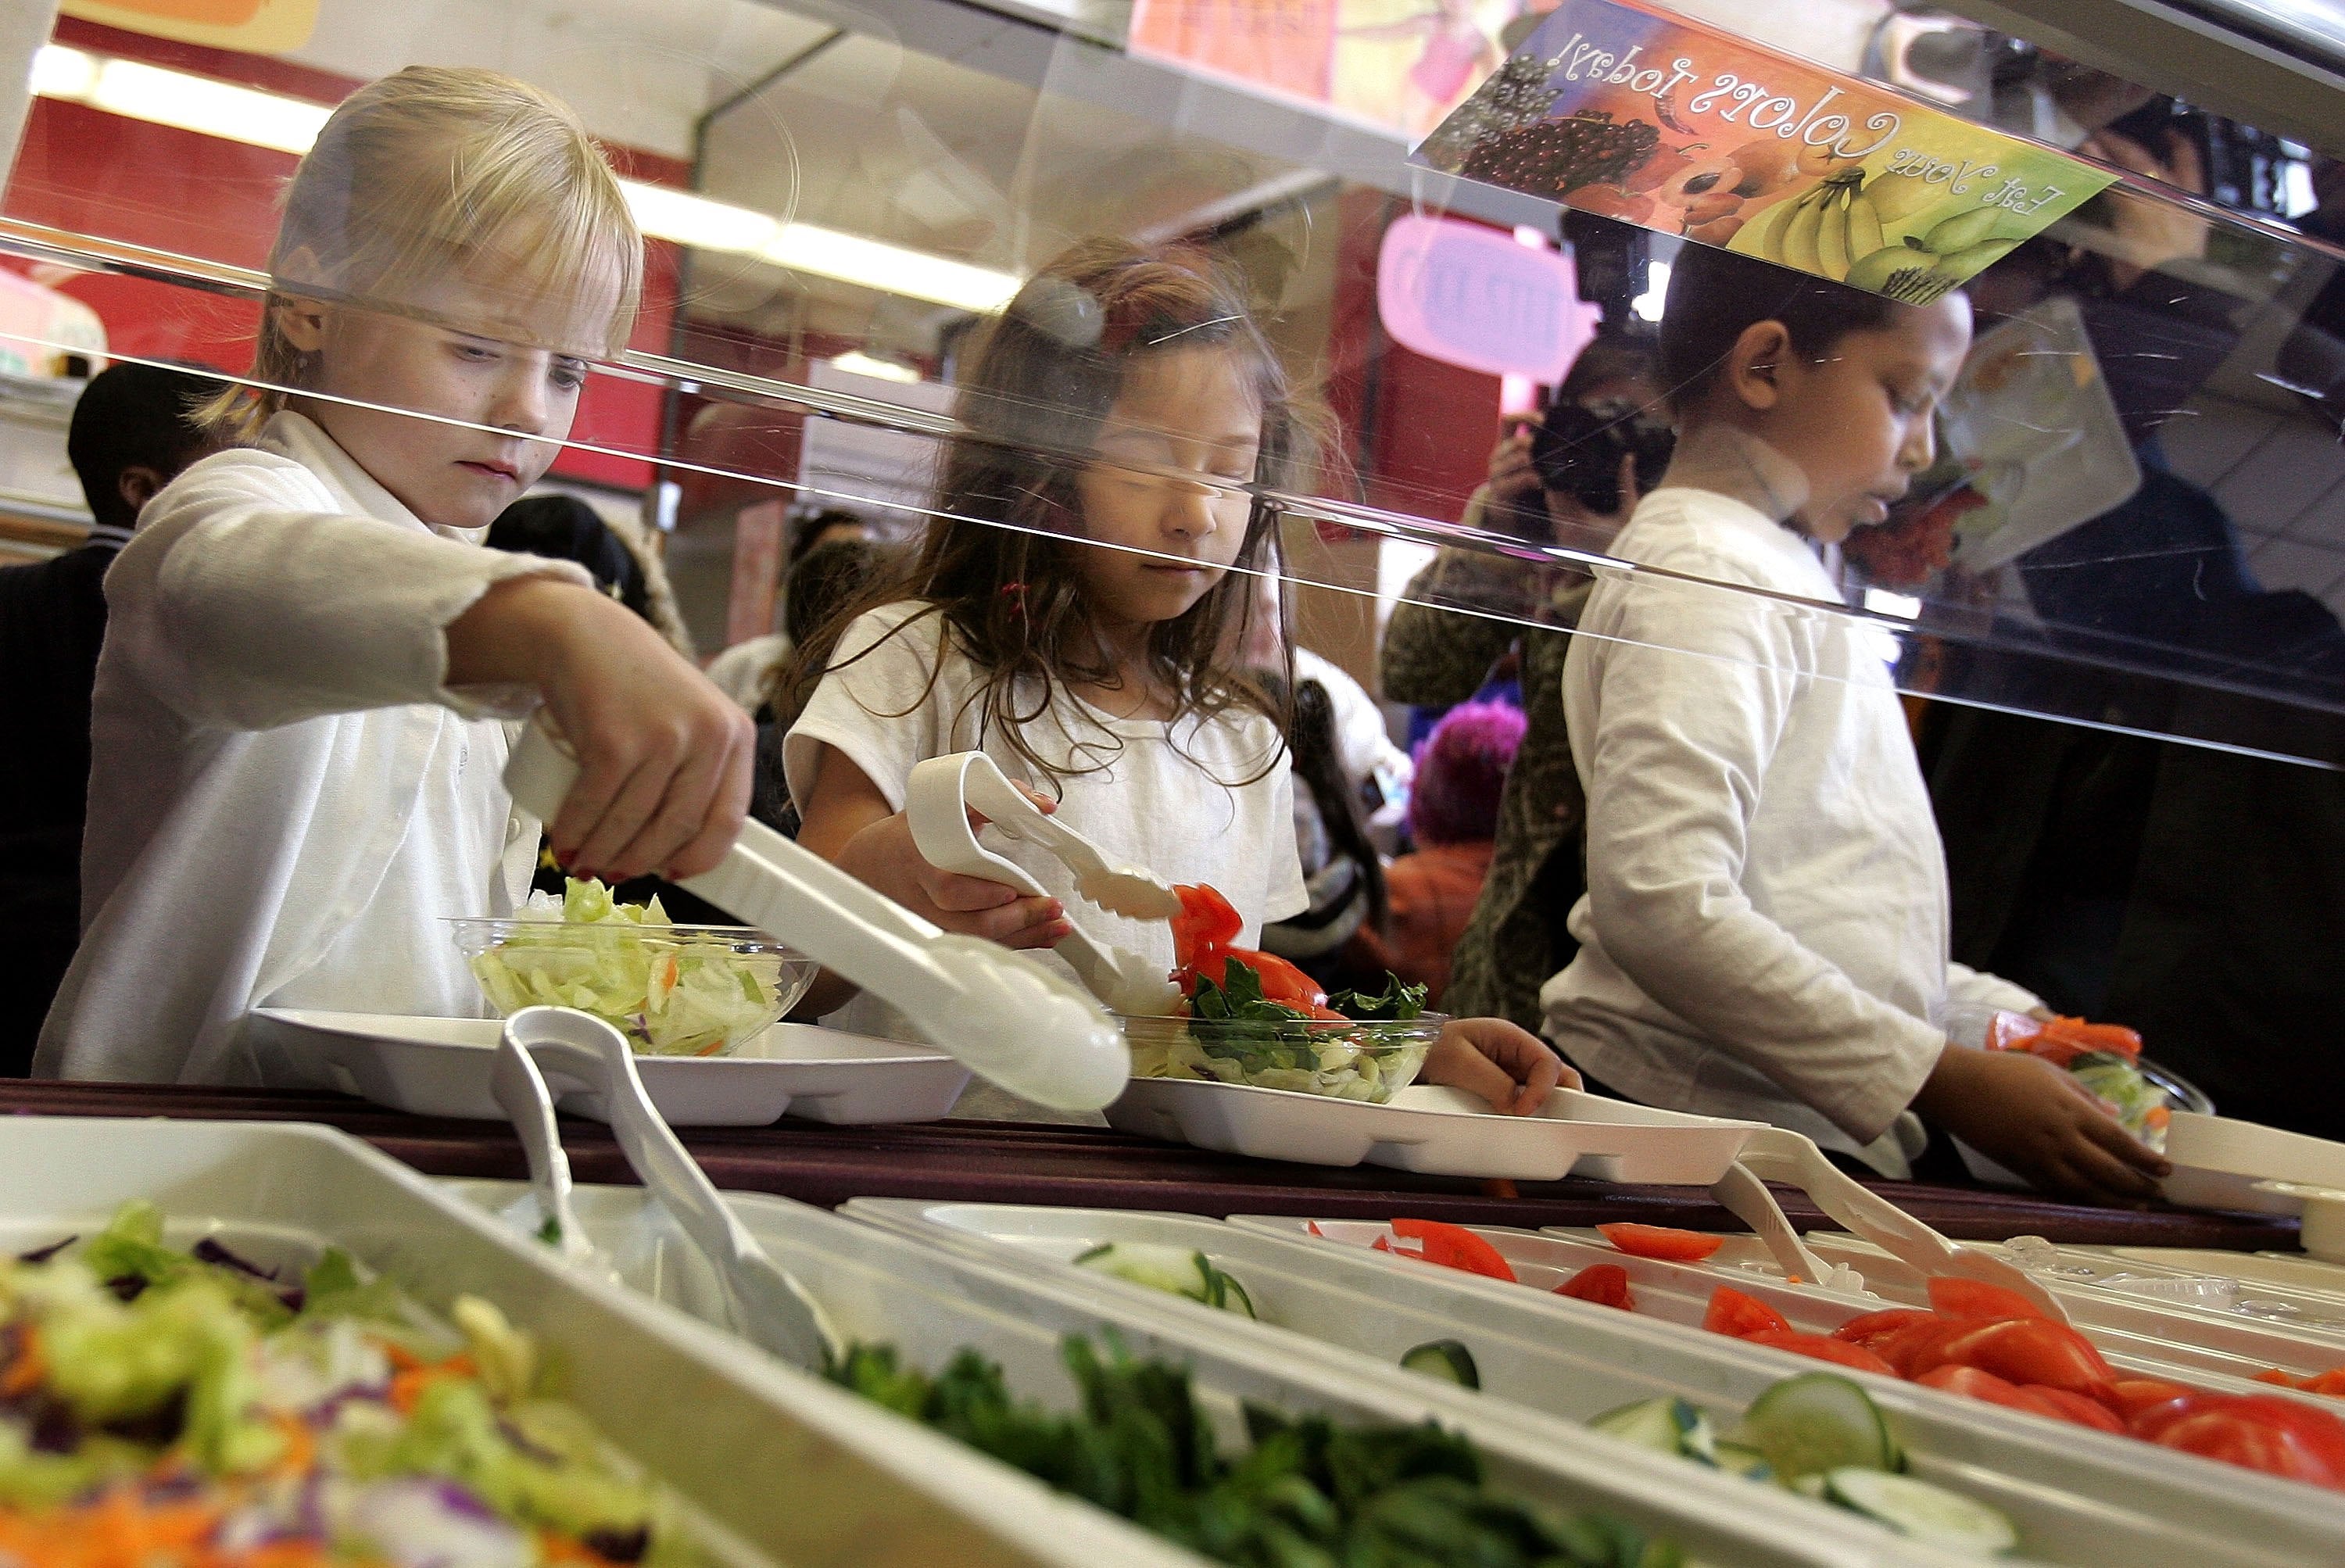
[1423,1017,1575,1115]
[446,576,752,882]
[791,743,1072,1016]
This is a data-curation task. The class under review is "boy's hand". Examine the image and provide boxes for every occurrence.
[1423,1017,1577,1115]
[449,578,754,882]
[834,808,1072,950]
[1916,1045,2171,1206]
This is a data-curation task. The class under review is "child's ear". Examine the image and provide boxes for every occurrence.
[1726,321,1792,412]
[271,245,331,353]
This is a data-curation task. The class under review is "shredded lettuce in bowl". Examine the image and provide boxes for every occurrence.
[451,879,810,1058]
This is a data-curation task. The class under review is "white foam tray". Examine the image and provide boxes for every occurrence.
[846,1197,2345,1567]
[1104,1080,1763,1182]
[442,1179,2002,1568]
[2104,1246,2345,1298]
[246,1008,971,1126]
[0,1115,1190,1568]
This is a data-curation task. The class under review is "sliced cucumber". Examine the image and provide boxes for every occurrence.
[1589,1394,1717,1464]
[1072,1242,1257,1317]
[1822,1469,2019,1556]
[1737,1372,1900,1479]
[1399,1339,1480,1388]
[1710,1441,1775,1484]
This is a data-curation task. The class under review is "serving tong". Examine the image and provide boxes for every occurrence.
[503,719,1128,1112]
[491,1004,843,1367]
[906,751,1183,1015]
[1707,1126,2071,1323]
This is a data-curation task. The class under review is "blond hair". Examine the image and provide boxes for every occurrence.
[206,66,643,440]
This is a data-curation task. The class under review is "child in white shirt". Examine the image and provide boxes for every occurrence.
[786,240,1561,1115]
[1545,242,2168,1202]
[38,68,751,1083]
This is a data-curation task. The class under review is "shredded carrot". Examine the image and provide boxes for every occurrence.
[0,1324,46,1400]
[539,1530,625,1567]
[270,1410,317,1479]
[388,1351,479,1416]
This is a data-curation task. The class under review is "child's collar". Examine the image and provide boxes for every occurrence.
[260,410,448,539]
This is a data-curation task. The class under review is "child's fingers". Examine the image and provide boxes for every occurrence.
[2077,1103,2173,1177]
[607,717,746,880]
[659,722,755,881]
[923,868,1030,914]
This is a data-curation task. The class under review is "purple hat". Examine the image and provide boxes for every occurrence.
[1409,700,1526,847]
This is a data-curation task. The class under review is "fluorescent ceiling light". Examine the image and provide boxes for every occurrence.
[28,43,1021,314]
[828,349,920,383]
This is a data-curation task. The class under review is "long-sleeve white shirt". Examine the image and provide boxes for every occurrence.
[1541,488,2037,1175]
[34,412,590,1085]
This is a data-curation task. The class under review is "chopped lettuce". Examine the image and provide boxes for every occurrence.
[468,877,787,1057]
[1136,957,1435,1104]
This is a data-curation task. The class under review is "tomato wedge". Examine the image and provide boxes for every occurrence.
[1915,1364,2036,1412]
[1391,1219,1518,1283]
[1701,1285,1792,1340]
[1190,946,1329,1010]
[2014,1385,2126,1434]
[1831,1308,1937,1353]
[1556,1263,1634,1310]
[1738,1330,1896,1377]
[1913,1317,2115,1402]
[1872,1316,1984,1380]
[1595,1223,1724,1262]
[1170,883,1241,969]
[2147,1397,2345,1491]
[1926,1276,2049,1323]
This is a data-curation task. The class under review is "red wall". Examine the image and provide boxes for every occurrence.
[3,17,684,490]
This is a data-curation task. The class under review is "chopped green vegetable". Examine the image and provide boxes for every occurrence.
[1072,1244,1258,1319]
[1736,1372,1901,1480]
[1326,974,1429,1022]
[1589,1396,1717,1467]
[823,1333,1679,1568]
[1399,1341,1480,1389]
[1133,958,1439,1104]
[1821,1468,2018,1555]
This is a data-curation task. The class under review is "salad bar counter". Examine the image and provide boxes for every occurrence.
[0,1076,2297,1251]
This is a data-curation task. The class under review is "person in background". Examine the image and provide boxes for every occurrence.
[1379,336,1662,1030]
[1257,674,1388,994]
[1354,700,1524,1008]
[0,362,224,1073]
[746,535,889,835]
[705,507,871,712]
[1547,244,2164,1203]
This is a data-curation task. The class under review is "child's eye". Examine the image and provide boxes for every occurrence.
[453,342,499,364]
[550,360,589,392]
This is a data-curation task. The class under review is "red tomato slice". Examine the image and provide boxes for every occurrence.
[1739,1330,1896,1377]
[1556,1263,1634,1310]
[2255,1369,2300,1387]
[2221,1394,2345,1480]
[1171,883,1241,966]
[1596,1223,1724,1262]
[1702,1285,1792,1340]
[1916,1317,2115,1400]
[1831,1308,1938,1352]
[2304,1370,2345,1399]
[2014,1385,2125,1434]
[2149,1398,2345,1491]
[1391,1219,1518,1283]
[1926,1276,2049,1323]
[1874,1316,1980,1379]
[1914,1363,2037,1413]
[2110,1377,2201,1427]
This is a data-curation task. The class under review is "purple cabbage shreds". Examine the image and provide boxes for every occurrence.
[194,1237,279,1282]
[106,1274,148,1302]
[584,1526,651,1563]
[30,1399,81,1454]
[16,1234,77,1265]
[143,1471,208,1503]
[496,1417,561,1466]
[279,1286,306,1314]
[431,1479,500,1521]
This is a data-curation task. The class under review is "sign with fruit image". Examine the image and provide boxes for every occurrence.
[1416,0,2116,301]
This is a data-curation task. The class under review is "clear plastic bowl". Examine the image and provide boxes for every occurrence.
[1119,1012,1447,1104]
[446,917,816,1058]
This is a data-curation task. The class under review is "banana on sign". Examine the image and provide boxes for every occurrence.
[1417,0,2118,303]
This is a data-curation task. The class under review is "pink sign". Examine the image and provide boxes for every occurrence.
[1376,213,1601,384]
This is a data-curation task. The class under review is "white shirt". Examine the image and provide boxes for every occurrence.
[784,602,1309,1036]
[35,412,589,1084]
[705,632,789,713]
[1542,488,2037,1174]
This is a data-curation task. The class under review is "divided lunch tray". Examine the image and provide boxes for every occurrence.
[843,1197,2345,1568]
[246,1008,971,1126]
[440,1178,1996,1568]
[0,1115,1190,1568]
[1104,1080,1764,1182]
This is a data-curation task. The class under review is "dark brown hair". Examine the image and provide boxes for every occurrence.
[1659,243,1909,411]
[782,238,1319,788]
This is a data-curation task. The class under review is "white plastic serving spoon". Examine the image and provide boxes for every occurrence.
[503,718,1129,1112]
[906,753,1180,1015]
[499,1005,843,1368]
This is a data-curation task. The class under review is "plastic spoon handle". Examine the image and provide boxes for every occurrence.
[505,1006,843,1367]
[1709,1161,1848,1289]
[487,1033,597,1268]
[505,721,1129,1110]
[1738,1126,2071,1323]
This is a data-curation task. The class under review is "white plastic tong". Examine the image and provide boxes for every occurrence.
[905,751,1182,1015]
[502,718,1129,1111]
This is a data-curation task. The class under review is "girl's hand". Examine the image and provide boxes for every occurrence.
[1423,1017,1576,1115]
[834,807,1072,949]
[449,578,754,882]
[1915,1045,2171,1205]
